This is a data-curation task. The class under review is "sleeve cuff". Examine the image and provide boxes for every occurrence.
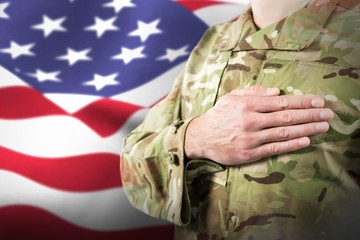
[164,118,225,226]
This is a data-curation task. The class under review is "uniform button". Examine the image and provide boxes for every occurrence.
[169,152,179,166]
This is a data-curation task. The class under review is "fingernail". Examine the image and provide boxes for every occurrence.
[299,138,310,146]
[320,109,334,120]
[316,122,329,131]
[267,88,279,95]
[311,99,324,108]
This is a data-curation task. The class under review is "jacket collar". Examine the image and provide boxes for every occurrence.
[217,0,340,52]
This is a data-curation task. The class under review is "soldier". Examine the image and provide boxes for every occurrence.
[121,0,360,239]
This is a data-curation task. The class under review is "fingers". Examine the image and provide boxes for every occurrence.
[240,137,311,163]
[255,122,330,146]
[253,95,326,112]
[240,120,330,150]
[258,108,334,129]
[228,86,327,112]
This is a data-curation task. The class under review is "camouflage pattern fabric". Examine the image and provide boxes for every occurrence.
[121,0,360,239]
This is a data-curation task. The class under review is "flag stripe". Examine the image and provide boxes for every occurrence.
[0,86,143,137]
[176,0,224,11]
[0,146,121,191]
[73,98,142,138]
[0,170,168,231]
[0,206,174,240]
[0,109,149,157]
[0,86,67,118]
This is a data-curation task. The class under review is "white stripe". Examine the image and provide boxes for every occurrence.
[44,93,101,114]
[0,66,28,87]
[46,60,184,113]
[0,109,148,157]
[111,62,185,107]
[0,66,102,114]
[0,170,169,231]
[45,60,183,115]
[1,63,183,113]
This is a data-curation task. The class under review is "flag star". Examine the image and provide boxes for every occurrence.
[0,2,10,19]
[157,45,190,62]
[103,0,135,13]
[0,41,35,59]
[32,15,67,38]
[85,16,119,38]
[112,46,146,64]
[57,48,92,66]
[83,73,119,91]
[28,69,61,82]
[129,19,162,42]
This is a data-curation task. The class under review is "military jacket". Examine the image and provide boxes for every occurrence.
[121,0,360,239]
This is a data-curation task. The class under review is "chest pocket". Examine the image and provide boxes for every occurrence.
[181,51,231,119]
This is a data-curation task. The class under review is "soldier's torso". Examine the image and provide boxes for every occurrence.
[177,2,360,239]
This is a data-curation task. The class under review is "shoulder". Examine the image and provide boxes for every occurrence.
[194,19,239,53]
[320,0,360,67]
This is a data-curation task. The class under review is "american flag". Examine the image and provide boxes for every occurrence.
[0,0,248,239]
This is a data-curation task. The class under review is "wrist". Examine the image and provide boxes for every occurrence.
[184,117,204,159]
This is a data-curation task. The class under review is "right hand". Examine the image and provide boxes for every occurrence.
[184,85,334,165]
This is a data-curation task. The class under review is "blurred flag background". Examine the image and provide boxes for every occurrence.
[0,0,249,239]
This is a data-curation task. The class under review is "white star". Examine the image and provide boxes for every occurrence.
[0,2,10,19]
[129,19,162,42]
[83,73,119,91]
[57,48,92,66]
[112,46,146,64]
[157,45,189,62]
[85,16,119,38]
[32,15,67,38]
[0,41,35,59]
[103,0,135,13]
[28,69,61,82]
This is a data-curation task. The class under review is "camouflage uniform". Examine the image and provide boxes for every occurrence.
[121,0,360,239]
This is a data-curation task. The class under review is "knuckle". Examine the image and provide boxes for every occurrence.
[247,85,258,95]
[238,99,251,111]
[279,96,289,108]
[278,127,290,138]
[281,112,292,124]
[308,110,317,121]
[269,143,280,154]
[216,95,233,108]
[240,115,253,130]
[238,149,254,162]
[239,133,256,146]
[302,97,308,108]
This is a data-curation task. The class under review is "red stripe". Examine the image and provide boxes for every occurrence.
[0,86,143,137]
[73,98,143,138]
[0,86,66,118]
[176,0,225,11]
[0,206,174,240]
[0,146,122,191]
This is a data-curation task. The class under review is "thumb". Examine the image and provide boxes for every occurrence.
[230,85,280,97]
